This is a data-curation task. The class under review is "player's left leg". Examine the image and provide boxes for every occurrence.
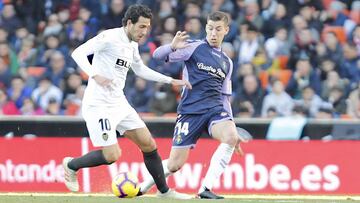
[123,127,169,193]
[139,113,205,196]
[124,127,192,199]
[63,105,123,192]
[139,147,191,194]
[198,120,239,199]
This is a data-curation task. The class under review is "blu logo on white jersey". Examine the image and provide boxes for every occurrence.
[115,58,131,69]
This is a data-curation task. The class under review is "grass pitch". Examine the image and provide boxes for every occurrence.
[0,193,359,203]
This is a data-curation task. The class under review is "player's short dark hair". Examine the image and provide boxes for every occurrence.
[207,11,229,25]
[122,4,153,26]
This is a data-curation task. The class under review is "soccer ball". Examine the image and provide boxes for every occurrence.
[111,172,140,198]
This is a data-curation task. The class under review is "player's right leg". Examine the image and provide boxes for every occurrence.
[148,147,192,199]
[63,106,122,192]
[140,113,203,195]
[139,147,190,194]
[63,144,120,192]
[123,127,192,199]
[197,119,238,199]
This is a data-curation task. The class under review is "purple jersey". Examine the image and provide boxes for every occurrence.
[153,40,233,115]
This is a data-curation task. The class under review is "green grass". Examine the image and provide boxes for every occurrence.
[0,194,359,203]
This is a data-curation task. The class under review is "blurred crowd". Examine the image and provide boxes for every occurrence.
[0,0,359,119]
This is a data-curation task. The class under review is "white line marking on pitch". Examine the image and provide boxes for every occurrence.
[0,193,359,200]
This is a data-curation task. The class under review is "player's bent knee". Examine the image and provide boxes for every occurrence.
[222,134,238,146]
[167,161,183,173]
[167,164,181,173]
[103,148,121,163]
[147,138,157,150]
[141,137,157,152]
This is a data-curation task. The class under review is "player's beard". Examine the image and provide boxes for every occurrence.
[128,27,141,42]
[129,32,141,42]
[125,26,136,42]
[133,35,142,42]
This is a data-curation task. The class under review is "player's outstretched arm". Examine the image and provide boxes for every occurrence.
[132,62,192,89]
[132,40,191,88]
[152,44,173,60]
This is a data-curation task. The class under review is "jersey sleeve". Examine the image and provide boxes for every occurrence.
[168,44,196,62]
[222,95,233,118]
[71,31,110,77]
[153,41,202,62]
[221,57,233,95]
[222,56,234,117]
[132,46,173,84]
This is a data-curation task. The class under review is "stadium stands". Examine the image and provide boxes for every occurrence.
[0,0,358,119]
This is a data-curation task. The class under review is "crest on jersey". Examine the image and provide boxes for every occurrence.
[102,132,109,141]
[175,134,182,144]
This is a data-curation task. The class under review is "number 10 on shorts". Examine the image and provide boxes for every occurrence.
[99,118,111,131]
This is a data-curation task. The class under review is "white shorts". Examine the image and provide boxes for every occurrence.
[82,103,146,147]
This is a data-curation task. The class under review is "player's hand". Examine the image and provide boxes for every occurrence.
[92,75,114,91]
[170,31,189,50]
[171,79,192,89]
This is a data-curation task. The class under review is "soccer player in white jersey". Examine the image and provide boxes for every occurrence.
[62,4,192,199]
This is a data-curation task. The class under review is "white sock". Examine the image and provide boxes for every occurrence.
[198,143,234,193]
[140,159,173,193]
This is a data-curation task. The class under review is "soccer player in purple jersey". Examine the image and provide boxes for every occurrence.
[140,11,249,199]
